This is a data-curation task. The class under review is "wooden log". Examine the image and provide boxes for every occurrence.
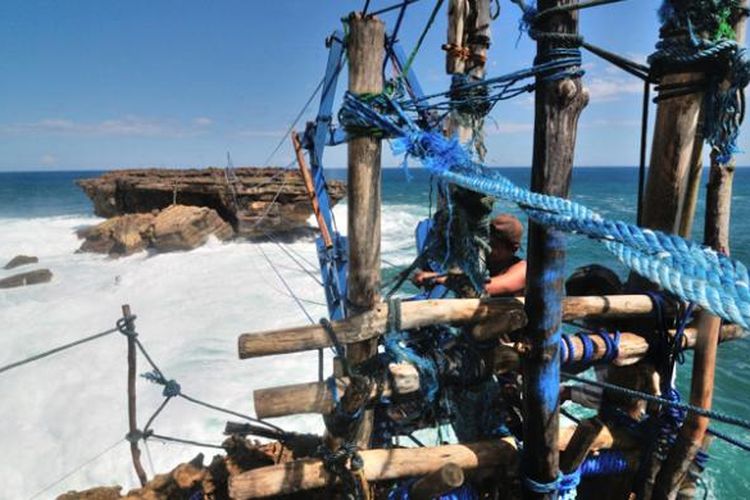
[228,439,516,499]
[238,295,654,359]
[652,6,747,499]
[252,325,744,419]
[641,71,704,235]
[521,1,588,497]
[343,11,385,449]
[292,130,333,248]
[123,304,147,486]
[410,463,465,500]
[228,423,622,499]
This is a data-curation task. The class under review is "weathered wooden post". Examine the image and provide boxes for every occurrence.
[122,304,147,486]
[521,1,587,497]
[342,11,385,448]
[653,4,747,498]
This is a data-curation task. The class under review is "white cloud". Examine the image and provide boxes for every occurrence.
[0,115,209,138]
[588,118,640,127]
[586,77,643,102]
[236,129,285,138]
[39,154,57,165]
[486,121,534,134]
[192,117,213,127]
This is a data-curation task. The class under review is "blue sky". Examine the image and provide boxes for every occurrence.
[0,0,747,171]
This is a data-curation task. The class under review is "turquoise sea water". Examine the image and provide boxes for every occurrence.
[1,167,749,497]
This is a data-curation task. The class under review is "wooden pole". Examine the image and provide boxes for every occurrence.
[521,1,588,497]
[640,74,704,235]
[653,6,747,498]
[229,440,516,499]
[123,304,147,486]
[342,11,385,448]
[237,295,656,359]
[251,324,743,419]
[292,130,333,248]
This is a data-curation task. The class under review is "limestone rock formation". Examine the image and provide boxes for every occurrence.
[0,269,53,289]
[3,255,39,270]
[78,205,234,256]
[76,167,346,237]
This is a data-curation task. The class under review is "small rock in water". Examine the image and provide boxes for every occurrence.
[3,254,38,270]
[0,269,53,289]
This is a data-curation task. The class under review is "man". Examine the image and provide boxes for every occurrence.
[412,213,527,297]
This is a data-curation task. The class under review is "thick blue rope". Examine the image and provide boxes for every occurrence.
[338,93,750,329]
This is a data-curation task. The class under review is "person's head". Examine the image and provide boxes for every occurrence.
[489,213,523,265]
[565,264,622,297]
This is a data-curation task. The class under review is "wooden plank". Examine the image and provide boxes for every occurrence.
[343,11,385,449]
[237,295,657,359]
[521,1,588,497]
[252,325,744,419]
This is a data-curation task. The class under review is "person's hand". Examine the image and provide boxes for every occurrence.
[411,271,443,286]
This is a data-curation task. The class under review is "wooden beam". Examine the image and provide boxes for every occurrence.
[343,11,385,448]
[522,1,588,497]
[238,295,655,359]
[229,440,516,499]
[252,324,743,419]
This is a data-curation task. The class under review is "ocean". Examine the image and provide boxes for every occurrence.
[1,167,749,498]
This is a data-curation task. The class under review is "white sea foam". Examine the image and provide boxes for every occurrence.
[0,202,428,498]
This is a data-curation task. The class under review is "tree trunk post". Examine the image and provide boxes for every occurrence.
[521,1,588,497]
[344,11,385,449]
[123,304,148,486]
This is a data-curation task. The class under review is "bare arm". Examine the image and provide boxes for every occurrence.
[484,260,527,297]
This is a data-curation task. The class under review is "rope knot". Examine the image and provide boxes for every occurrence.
[116,314,138,338]
[141,370,181,398]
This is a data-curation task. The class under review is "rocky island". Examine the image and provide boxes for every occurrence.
[76,167,346,256]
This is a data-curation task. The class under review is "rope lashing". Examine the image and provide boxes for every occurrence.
[580,450,630,476]
[142,370,182,398]
[388,481,478,500]
[522,471,563,494]
[116,313,138,337]
[563,372,750,432]
[317,442,369,500]
[560,329,621,370]
[649,0,750,163]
